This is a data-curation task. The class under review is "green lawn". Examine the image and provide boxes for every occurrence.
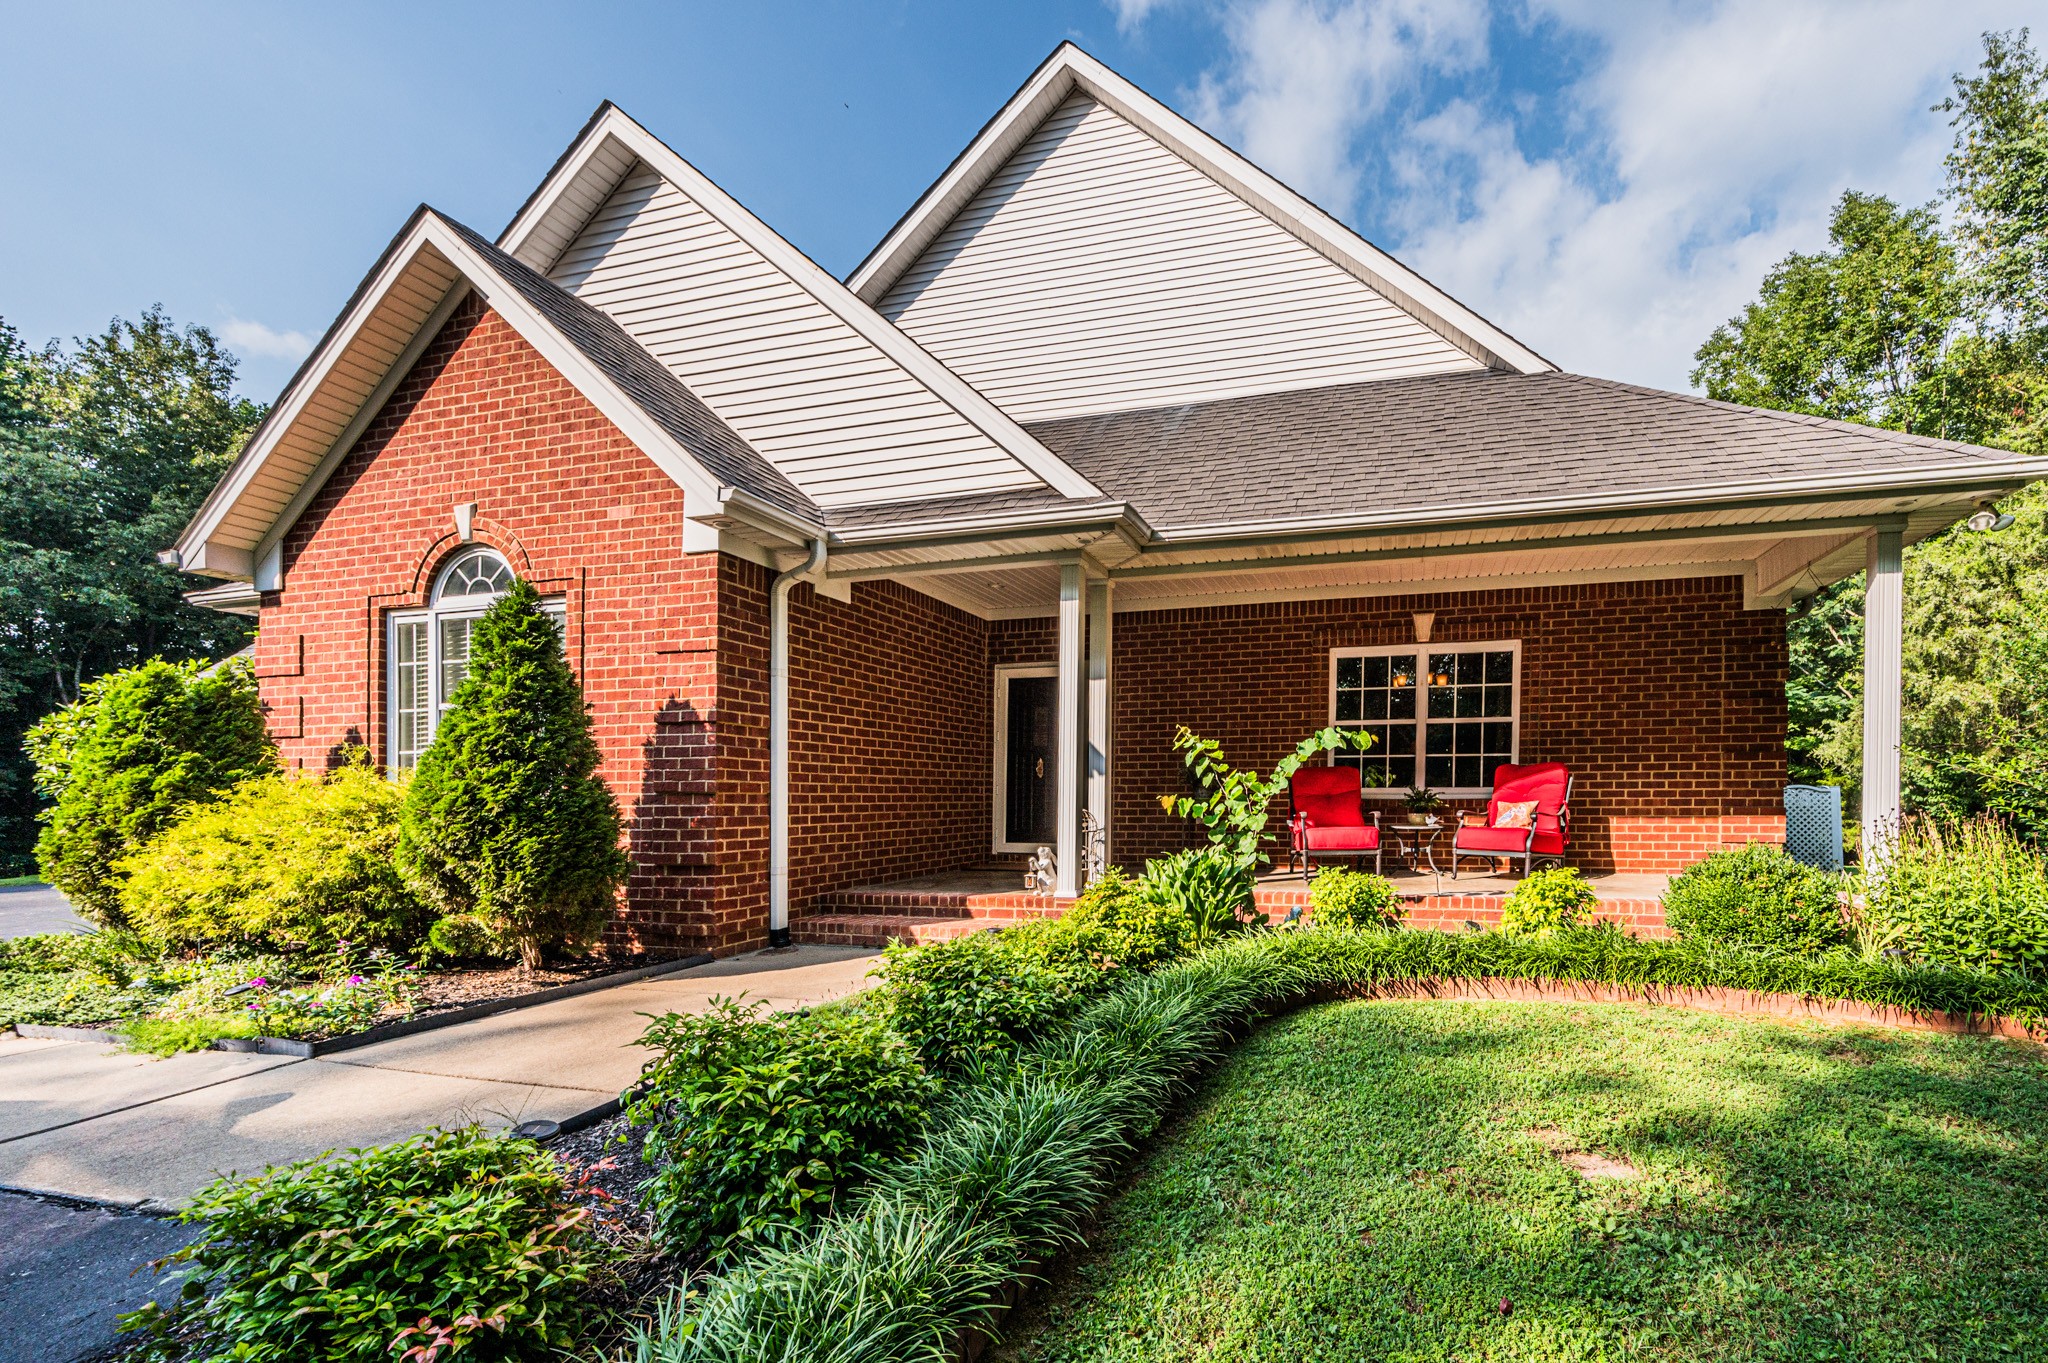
[1000,1000,2048,1363]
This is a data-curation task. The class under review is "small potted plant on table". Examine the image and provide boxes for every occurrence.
[1399,786,1444,826]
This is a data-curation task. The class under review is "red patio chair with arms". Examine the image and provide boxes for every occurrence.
[1450,762,1572,879]
[1287,765,1382,882]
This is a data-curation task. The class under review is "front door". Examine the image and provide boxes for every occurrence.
[999,672,1058,849]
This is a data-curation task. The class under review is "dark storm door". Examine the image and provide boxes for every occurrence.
[1004,675,1058,847]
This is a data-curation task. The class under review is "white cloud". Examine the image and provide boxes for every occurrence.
[218,317,314,362]
[1109,0,1179,30]
[1124,0,2023,389]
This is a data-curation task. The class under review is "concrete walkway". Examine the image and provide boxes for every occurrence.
[0,945,879,1209]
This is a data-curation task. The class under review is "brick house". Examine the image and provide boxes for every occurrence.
[170,46,2043,953]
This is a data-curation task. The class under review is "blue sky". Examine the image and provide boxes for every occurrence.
[1,1,2033,401]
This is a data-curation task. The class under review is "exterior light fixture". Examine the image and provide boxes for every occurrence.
[1967,508,2015,532]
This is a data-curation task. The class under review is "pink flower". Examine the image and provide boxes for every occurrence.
[347,975,364,985]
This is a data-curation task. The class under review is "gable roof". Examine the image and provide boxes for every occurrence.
[1020,371,2045,539]
[496,103,1100,507]
[171,207,816,580]
[848,43,1554,388]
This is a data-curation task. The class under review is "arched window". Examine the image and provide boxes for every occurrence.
[387,548,565,769]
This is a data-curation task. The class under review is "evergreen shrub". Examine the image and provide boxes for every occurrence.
[26,658,274,925]
[872,922,1110,1074]
[1498,866,1597,936]
[1051,866,1190,967]
[1309,868,1401,930]
[116,757,429,950]
[396,580,629,967]
[1662,842,1848,954]
[1867,817,2048,973]
[627,998,937,1257]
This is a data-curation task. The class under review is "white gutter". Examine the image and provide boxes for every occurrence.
[767,537,827,947]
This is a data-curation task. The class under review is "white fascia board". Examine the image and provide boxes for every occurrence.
[184,209,806,580]
[499,105,1101,501]
[847,43,1555,376]
[175,206,446,570]
[1144,467,2043,548]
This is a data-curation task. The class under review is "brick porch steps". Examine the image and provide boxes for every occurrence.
[793,879,1670,948]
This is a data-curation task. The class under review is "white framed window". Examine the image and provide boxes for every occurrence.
[1328,641,1521,797]
[386,548,565,770]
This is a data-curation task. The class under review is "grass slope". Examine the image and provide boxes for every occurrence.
[1003,1000,2048,1363]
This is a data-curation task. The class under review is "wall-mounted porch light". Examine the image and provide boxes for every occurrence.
[1967,506,2015,532]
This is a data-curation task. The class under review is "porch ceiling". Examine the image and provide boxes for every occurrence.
[825,489,1996,620]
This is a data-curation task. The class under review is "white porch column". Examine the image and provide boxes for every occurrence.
[1861,526,1904,865]
[1056,561,1086,897]
[1086,577,1113,875]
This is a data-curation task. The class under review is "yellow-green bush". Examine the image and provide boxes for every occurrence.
[117,763,431,950]
[1498,866,1596,936]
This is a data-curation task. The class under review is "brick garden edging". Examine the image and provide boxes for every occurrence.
[8,952,715,1057]
[1341,974,2048,1043]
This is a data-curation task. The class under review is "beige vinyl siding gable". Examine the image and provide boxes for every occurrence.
[550,162,1049,507]
[879,95,1485,423]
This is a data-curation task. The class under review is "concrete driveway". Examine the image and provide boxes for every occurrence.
[0,944,880,1209]
[0,883,90,939]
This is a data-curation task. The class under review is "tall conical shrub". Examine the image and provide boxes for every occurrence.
[396,579,628,967]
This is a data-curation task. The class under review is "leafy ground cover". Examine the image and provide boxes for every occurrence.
[1001,999,2048,1363]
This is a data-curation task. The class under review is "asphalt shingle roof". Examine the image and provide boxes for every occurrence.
[1018,370,2037,533]
[441,215,818,520]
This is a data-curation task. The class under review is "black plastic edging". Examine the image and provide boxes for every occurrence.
[8,953,716,1057]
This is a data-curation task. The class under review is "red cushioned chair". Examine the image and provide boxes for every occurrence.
[1287,765,1382,882]
[1450,762,1572,879]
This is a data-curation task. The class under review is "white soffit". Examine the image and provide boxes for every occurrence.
[175,210,765,578]
[498,105,1098,508]
[850,44,1554,398]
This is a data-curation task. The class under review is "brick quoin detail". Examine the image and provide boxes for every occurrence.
[259,297,1786,950]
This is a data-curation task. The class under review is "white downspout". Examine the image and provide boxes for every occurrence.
[768,537,827,948]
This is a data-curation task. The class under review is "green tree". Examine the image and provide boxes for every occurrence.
[25,658,276,925]
[1696,31,2048,841]
[395,580,628,967]
[0,310,265,873]
[1693,191,1961,434]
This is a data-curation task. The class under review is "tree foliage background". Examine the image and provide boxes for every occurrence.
[0,310,264,874]
[1695,29,2048,842]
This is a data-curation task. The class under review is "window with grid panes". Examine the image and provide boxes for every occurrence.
[1329,642,1519,795]
[386,548,566,770]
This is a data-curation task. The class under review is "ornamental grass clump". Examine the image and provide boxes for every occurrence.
[125,1126,611,1363]
[396,579,629,968]
[626,997,938,1258]
[1866,816,2048,974]
[1661,842,1848,954]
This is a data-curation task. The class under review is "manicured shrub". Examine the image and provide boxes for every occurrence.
[26,658,274,926]
[1498,866,1596,936]
[1051,866,1190,967]
[126,1125,610,1363]
[1141,847,1258,947]
[428,912,509,962]
[1662,842,1848,954]
[1309,868,1401,930]
[872,922,1108,1074]
[627,998,938,1257]
[1866,817,2048,973]
[115,758,430,951]
[396,580,629,967]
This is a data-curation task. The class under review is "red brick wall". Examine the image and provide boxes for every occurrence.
[260,298,743,948]
[1104,579,1786,873]
[723,573,995,904]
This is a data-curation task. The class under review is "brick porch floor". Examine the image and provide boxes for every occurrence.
[790,863,1672,947]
